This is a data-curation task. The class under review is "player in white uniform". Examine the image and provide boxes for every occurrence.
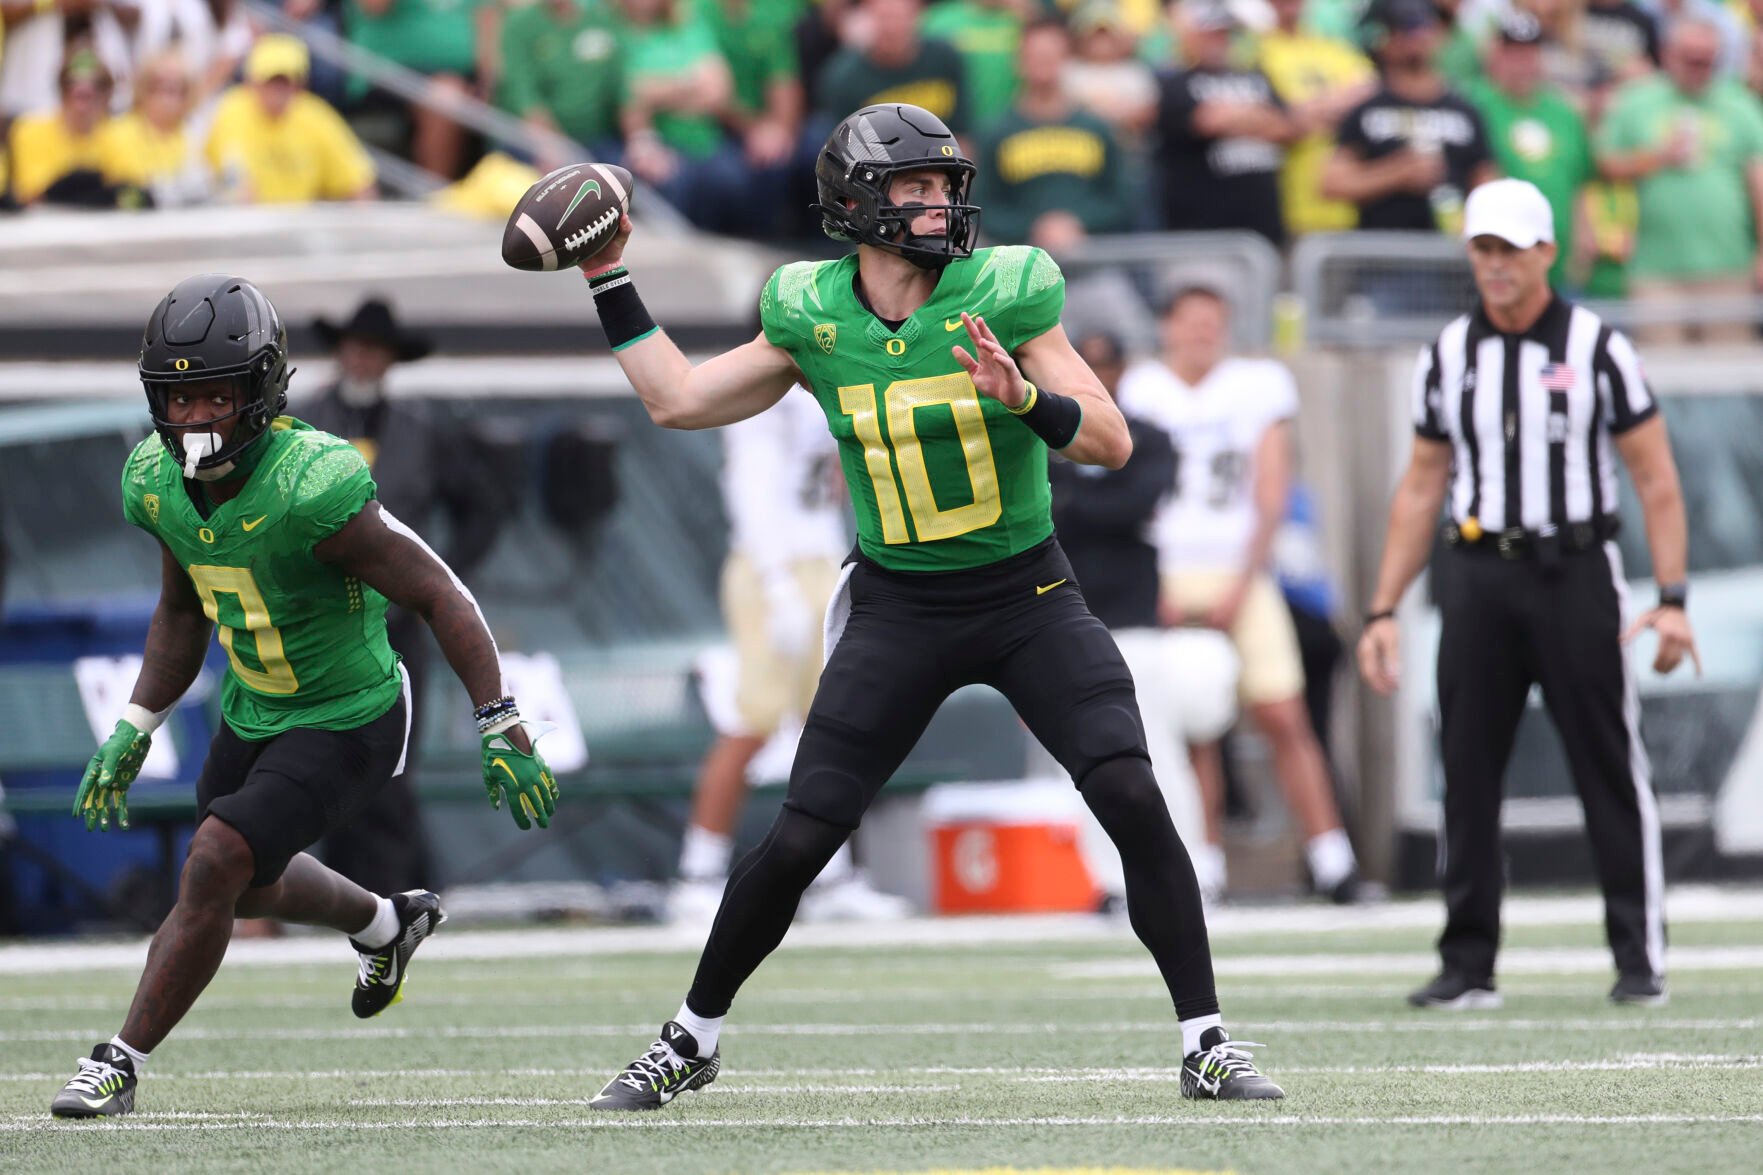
[1118,285,1361,902]
[671,388,910,923]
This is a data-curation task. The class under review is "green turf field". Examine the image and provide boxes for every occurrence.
[3,889,1759,1174]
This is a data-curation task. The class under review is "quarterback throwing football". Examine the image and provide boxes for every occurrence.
[50,275,557,1119]
[577,104,1283,1107]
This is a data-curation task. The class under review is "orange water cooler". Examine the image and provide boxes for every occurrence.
[923,782,1097,914]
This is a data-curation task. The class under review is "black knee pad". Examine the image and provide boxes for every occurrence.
[1078,754,1169,828]
[761,804,850,886]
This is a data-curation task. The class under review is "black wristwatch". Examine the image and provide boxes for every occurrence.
[1657,582,1688,610]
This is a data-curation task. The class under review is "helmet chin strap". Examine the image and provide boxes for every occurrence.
[181,431,235,481]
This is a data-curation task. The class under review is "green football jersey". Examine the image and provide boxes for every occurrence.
[760,245,1065,572]
[120,417,402,740]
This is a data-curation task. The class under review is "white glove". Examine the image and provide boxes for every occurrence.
[762,574,815,659]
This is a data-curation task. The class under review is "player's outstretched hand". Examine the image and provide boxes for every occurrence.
[482,725,560,830]
[951,312,1029,410]
[73,719,151,831]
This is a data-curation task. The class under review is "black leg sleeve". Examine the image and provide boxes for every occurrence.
[1080,756,1220,1020]
[686,805,849,1017]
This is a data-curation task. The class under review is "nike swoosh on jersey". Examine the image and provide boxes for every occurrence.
[945,319,965,331]
[1035,579,1067,595]
[242,515,269,531]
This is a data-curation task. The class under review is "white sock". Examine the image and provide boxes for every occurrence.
[1306,828,1357,891]
[1192,841,1227,896]
[352,896,399,949]
[673,1000,724,1058]
[109,1035,149,1075]
[1179,1013,1223,1057]
[679,825,734,882]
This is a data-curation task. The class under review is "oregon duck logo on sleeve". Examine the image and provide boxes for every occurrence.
[814,323,837,354]
[143,493,159,525]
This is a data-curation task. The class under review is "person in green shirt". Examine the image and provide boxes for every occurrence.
[617,0,772,234]
[921,0,1026,129]
[1466,13,1594,289]
[567,100,1284,1112]
[48,274,557,1121]
[1596,16,1763,342]
[344,0,486,178]
[698,0,807,236]
[977,16,1134,247]
[498,0,623,168]
[815,0,971,132]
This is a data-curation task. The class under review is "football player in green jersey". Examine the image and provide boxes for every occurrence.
[51,274,558,1120]
[576,104,1282,1107]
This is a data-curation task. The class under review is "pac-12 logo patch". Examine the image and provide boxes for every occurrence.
[814,323,837,353]
[143,493,159,525]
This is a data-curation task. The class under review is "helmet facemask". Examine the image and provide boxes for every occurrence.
[143,347,290,481]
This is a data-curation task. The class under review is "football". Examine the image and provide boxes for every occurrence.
[501,162,632,273]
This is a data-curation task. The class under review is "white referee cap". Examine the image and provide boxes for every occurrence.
[1462,178,1555,248]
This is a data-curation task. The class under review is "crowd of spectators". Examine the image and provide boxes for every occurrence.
[5,0,1763,322]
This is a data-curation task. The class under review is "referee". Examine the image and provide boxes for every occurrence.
[1358,178,1700,1010]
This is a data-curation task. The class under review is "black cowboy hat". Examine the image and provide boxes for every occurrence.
[312,297,433,362]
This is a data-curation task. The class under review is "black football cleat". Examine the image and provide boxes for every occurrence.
[1181,1028,1284,1100]
[50,1043,137,1119]
[590,1021,721,1111]
[1407,971,1503,1010]
[351,889,446,1019]
[1609,973,1669,1007]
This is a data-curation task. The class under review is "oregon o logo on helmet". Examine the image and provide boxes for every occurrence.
[941,145,954,156]
[174,358,189,370]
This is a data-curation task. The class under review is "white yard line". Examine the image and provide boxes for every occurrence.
[4,1054,1755,1084]
[6,1113,1763,1132]
[2,1019,1756,1044]
[1063,944,1763,980]
[2,886,1756,977]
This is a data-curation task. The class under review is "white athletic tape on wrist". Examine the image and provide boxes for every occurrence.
[121,703,169,734]
[483,713,524,736]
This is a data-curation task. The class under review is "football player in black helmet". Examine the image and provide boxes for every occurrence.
[139,274,292,481]
[565,100,1286,1111]
[814,103,981,269]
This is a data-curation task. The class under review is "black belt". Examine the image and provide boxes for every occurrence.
[1443,514,1619,560]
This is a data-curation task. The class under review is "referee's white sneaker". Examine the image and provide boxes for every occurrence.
[1407,971,1503,1010]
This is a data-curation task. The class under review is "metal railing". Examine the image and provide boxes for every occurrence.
[1293,230,1763,347]
[1062,230,1285,352]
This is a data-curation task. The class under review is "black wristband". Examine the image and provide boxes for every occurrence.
[1007,382,1083,449]
[1364,609,1396,626]
[588,267,659,351]
[1657,582,1688,610]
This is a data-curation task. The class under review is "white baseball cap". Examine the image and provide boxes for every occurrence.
[1462,178,1555,247]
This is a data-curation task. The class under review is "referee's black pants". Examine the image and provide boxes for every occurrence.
[1434,541,1666,984]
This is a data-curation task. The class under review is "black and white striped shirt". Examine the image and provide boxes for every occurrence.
[1413,297,1656,532]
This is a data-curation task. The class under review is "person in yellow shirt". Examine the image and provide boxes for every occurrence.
[102,49,201,199]
[206,35,377,204]
[8,49,127,205]
[1255,0,1378,235]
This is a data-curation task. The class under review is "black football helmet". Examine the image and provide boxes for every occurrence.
[816,104,980,269]
[140,274,291,479]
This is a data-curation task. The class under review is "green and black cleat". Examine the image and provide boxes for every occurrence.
[590,1021,721,1110]
[50,1043,137,1119]
[1181,1027,1285,1100]
[351,889,447,1019]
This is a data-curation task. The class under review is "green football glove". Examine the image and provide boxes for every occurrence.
[73,719,152,832]
[482,726,559,830]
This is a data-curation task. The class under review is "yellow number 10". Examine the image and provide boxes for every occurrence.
[188,564,300,695]
[838,373,1002,544]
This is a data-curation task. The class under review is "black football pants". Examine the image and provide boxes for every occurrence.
[1433,542,1666,984]
[687,539,1220,1022]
